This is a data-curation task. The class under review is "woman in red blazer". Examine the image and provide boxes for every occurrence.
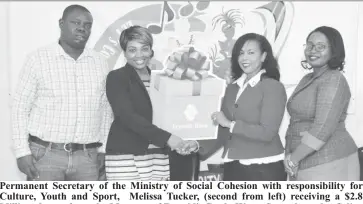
[284,26,359,180]
[200,33,287,181]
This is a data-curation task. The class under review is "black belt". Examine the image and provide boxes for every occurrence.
[29,135,102,152]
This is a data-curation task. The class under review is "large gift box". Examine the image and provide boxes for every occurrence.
[149,46,226,140]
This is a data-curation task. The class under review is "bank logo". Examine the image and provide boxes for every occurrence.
[184,104,198,121]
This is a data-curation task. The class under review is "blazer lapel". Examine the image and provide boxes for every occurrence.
[125,64,152,107]
[289,68,329,100]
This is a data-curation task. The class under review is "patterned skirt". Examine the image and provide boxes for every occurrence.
[105,147,170,181]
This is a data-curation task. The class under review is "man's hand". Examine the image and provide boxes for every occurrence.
[97,153,105,167]
[17,155,39,180]
[97,153,106,181]
[167,135,184,151]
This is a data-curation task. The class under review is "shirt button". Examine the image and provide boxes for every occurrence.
[234,104,238,108]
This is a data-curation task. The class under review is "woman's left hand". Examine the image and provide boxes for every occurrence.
[211,111,231,128]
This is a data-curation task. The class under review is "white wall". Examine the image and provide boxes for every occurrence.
[0,2,22,180]
[354,3,363,149]
[1,1,363,180]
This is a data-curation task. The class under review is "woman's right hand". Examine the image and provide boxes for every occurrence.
[176,140,199,155]
[167,134,184,150]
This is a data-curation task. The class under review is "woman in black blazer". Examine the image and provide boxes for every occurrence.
[105,25,199,181]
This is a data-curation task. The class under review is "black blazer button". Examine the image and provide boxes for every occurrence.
[234,104,238,108]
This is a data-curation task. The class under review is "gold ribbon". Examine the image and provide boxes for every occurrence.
[163,46,210,81]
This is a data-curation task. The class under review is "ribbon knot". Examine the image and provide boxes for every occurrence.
[164,46,210,81]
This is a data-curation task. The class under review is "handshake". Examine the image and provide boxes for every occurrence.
[167,134,199,155]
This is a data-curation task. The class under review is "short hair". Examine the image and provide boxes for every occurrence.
[303,26,345,71]
[119,25,154,52]
[230,33,280,81]
[61,4,91,20]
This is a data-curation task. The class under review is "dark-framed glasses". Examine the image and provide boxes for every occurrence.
[303,43,329,52]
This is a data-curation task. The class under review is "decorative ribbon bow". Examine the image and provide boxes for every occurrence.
[164,46,210,81]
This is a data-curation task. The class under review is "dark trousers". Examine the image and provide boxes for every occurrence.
[169,151,200,181]
[223,160,287,181]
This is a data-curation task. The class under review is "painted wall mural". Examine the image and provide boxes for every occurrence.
[94,1,294,84]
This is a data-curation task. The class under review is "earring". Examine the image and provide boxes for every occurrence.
[300,52,312,70]
[300,60,312,70]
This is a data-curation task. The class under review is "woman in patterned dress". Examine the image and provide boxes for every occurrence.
[284,26,359,180]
